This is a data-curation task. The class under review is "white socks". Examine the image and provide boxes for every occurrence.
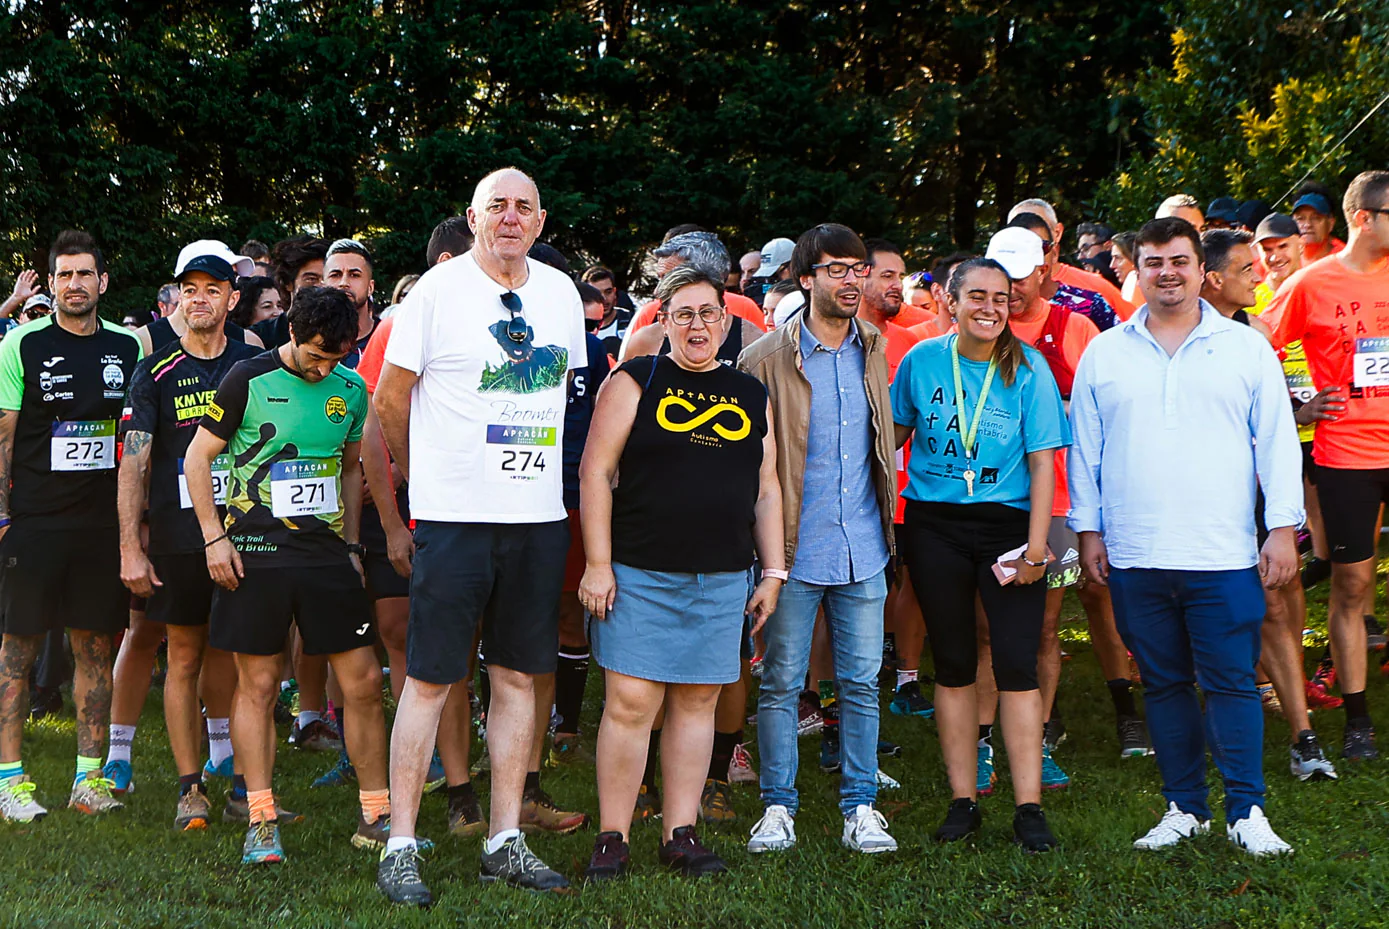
[107,724,136,764]
[207,718,233,766]
[485,828,521,854]
[385,835,417,854]
[297,710,321,728]
[896,669,919,689]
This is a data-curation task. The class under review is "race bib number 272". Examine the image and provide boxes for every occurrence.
[51,420,116,471]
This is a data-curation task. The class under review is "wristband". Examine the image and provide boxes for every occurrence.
[762,568,789,582]
[0,516,11,530]
[347,542,366,557]
[1022,553,1047,567]
[203,533,228,549]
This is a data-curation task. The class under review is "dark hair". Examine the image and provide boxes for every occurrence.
[1343,170,1389,224]
[581,265,615,286]
[528,242,570,275]
[231,276,279,328]
[945,257,1028,387]
[1076,222,1115,242]
[1296,179,1336,206]
[1111,232,1137,262]
[767,278,800,297]
[577,282,604,306]
[426,216,473,267]
[1199,228,1254,274]
[663,224,704,243]
[272,235,328,301]
[655,264,725,313]
[326,238,374,270]
[1135,217,1204,266]
[49,229,105,276]
[1007,212,1053,239]
[931,251,976,285]
[240,239,270,262]
[286,285,358,354]
[862,238,902,266]
[790,223,866,285]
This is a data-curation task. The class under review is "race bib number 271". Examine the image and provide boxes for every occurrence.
[270,459,339,518]
[485,425,555,484]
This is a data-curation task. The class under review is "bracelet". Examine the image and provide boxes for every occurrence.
[1021,553,1047,567]
[347,542,366,557]
[762,568,789,582]
[203,533,228,549]
[0,516,11,530]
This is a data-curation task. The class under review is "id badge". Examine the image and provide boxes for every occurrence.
[1352,337,1389,388]
[51,420,116,471]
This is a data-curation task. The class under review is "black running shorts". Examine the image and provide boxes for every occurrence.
[210,559,375,656]
[146,552,216,626]
[1317,466,1389,564]
[0,522,126,636]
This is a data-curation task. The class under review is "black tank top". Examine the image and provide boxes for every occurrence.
[147,316,247,351]
[611,355,768,573]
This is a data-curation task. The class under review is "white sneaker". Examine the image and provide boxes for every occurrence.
[842,804,897,854]
[1133,802,1210,850]
[0,776,47,823]
[747,804,796,853]
[875,768,901,790]
[1228,805,1293,857]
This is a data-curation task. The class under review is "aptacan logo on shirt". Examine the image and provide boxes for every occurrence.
[656,389,750,445]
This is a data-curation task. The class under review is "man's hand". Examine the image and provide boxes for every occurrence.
[1079,531,1110,587]
[205,537,244,590]
[120,547,162,598]
[385,524,415,578]
[349,551,365,585]
[1295,386,1346,426]
[1259,526,1299,590]
[9,270,38,305]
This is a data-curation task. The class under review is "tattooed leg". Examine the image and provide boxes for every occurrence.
[70,630,116,760]
[0,634,42,763]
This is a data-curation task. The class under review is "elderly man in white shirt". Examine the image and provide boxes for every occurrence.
[1067,217,1303,858]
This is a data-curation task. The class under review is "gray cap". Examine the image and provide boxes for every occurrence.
[1254,213,1300,243]
[754,237,795,279]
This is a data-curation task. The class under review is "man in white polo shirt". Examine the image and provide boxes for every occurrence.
[373,168,586,904]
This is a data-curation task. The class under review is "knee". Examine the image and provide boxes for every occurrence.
[342,666,384,707]
[166,643,203,681]
[1332,567,1372,603]
[604,688,658,729]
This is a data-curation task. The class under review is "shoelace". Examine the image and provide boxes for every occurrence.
[1233,814,1283,847]
[754,808,791,836]
[504,837,549,875]
[3,780,38,803]
[252,821,278,847]
[385,848,426,886]
[1152,807,1197,837]
[83,777,118,798]
[853,808,890,837]
[732,744,752,767]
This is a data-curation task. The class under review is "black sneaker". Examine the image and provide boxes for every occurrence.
[1117,715,1154,758]
[889,680,936,718]
[658,825,727,877]
[934,798,981,843]
[1013,803,1058,853]
[584,831,630,882]
[1342,718,1379,761]
[479,833,569,892]
[1042,719,1067,753]
[1366,615,1387,651]
[377,846,433,907]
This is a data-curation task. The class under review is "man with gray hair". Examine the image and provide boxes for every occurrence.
[1156,194,1206,231]
[374,167,587,902]
[1008,199,1133,322]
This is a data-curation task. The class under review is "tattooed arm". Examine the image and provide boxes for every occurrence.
[0,408,16,543]
[117,429,160,597]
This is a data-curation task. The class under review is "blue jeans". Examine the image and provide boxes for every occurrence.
[757,570,887,816]
[1109,568,1266,824]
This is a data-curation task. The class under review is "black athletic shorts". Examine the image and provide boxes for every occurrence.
[361,486,410,601]
[1317,466,1389,564]
[0,522,126,636]
[210,560,375,656]
[1301,442,1318,486]
[146,552,215,626]
[406,518,569,683]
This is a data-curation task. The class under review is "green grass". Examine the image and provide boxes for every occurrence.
[5,580,1389,928]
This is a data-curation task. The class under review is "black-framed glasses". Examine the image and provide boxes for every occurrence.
[1365,207,1389,218]
[811,261,871,279]
[663,305,725,327]
[500,292,527,342]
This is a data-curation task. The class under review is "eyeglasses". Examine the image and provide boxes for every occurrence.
[664,305,725,326]
[500,292,528,342]
[811,261,871,279]
[1365,207,1389,218]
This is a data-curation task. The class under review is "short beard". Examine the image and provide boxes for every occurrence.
[56,297,97,318]
[812,281,856,320]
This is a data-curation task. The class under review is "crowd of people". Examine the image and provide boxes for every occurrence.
[0,165,1386,908]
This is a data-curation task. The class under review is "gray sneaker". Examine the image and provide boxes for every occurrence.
[1290,730,1338,781]
[479,833,569,892]
[69,772,124,815]
[0,776,47,823]
[377,845,433,907]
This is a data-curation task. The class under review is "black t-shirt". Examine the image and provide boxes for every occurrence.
[251,313,291,350]
[611,355,767,573]
[120,338,261,554]
[563,332,611,510]
[147,316,247,352]
[0,315,143,528]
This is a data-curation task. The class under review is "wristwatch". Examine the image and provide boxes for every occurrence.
[347,542,366,557]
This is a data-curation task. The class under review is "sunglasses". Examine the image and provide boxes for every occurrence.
[500,292,528,342]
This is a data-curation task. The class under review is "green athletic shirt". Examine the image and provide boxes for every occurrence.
[198,351,366,566]
[0,314,143,527]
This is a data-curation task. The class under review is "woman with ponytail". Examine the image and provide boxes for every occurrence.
[889,257,1070,852]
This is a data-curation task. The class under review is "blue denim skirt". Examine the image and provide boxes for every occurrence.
[589,563,752,685]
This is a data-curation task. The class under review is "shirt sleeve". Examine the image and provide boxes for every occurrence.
[890,345,918,426]
[121,360,158,437]
[356,319,391,394]
[0,328,25,410]
[384,285,427,375]
[1262,278,1306,351]
[1251,338,1306,532]
[1065,349,1104,534]
[346,379,368,444]
[201,361,250,442]
[566,286,586,373]
[1022,359,1070,453]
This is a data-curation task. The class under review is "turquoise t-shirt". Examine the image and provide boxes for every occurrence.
[890,334,1070,510]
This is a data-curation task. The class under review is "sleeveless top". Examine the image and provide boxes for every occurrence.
[611,354,768,573]
[147,315,247,351]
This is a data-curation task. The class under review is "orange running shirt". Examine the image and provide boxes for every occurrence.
[882,323,923,523]
[356,315,394,394]
[1264,256,1389,469]
[632,291,767,333]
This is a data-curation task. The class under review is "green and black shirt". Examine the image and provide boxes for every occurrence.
[199,351,367,566]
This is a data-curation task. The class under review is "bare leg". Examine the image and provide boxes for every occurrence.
[892,573,927,675]
[296,640,327,717]
[1078,582,1129,681]
[809,608,833,686]
[1262,581,1312,736]
[165,625,208,777]
[327,647,388,791]
[374,597,409,701]
[595,671,665,840]
[1039,589,1064,720]
[70,630,115,760]
[485,665,537,836]
[530,672,555,771]
[1328,560,1374,698]
[230,653,282,792]
[714,665,748,733]
[0,634,42,762]
[436,685,473,786]
[1305,479,1327,562]
[388,677,449,840]
[198,647,238,720]
[660,683,722,841]
[936,684,980,799]
[109,612,163,727]
[975,598,998,727]
[998,689,1045,805]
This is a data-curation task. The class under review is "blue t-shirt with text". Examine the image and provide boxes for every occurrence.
[890,334,1069,510]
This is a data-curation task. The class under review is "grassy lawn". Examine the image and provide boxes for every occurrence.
[4,578,1389,929]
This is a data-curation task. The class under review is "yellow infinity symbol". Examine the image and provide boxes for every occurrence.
[656,396,751,441]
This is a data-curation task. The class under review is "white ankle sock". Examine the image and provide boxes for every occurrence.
[297,710,321,727]
[385,835,417,854]
[485,828,521,854]
[207,718,232,766]
[107,724,136,764]
[896,669,919,689]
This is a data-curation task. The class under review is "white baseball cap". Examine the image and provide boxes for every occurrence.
[985,227,1046,280]
[173,240,255,282]
[754,237,796,279]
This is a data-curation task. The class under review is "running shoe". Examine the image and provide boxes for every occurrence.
[174,784,212,831]
[934,797,980,843]
[223,792,303,824]
[728,743,757,784]
[311,754,357,789]
[447,789,487,838]
[101,759,134,796]
[1289,730,1338,781]
[659,824,728,876]
[479,833,569,892]
[1366,615,1387,651]
[842,804,896,854]
[291,719,342,752]
[878,738,903,758]
[241,820,283,865]
[202,755,235,780]
[634,784,661,822]
[423,751,447,793]
[749,655,764,678]
[469,747,490,779]
[977,741,996,797]
[746,804,796,853]
[1133,802,1209,850]
[1227,805,1292,857]
[0,776,47,823]
[352,811,392,850]
[1310,657,1337,696]
[519,786,588,834]
[888,680,935,718]
[1013,803,1058,853]
[1342,719,1379,761]
[819,730,841,774]
[1041,744,1070,790]
[699,778,736,824]
[274,680,298,727]
[377,845,432,907]
[797,704,824,738]
[1042,719,1067,753]
[1306,676,1344,708]
[1117,715,1155,757]
[1301,557,1332,589]
[1257,683,1282,717]
[546,735,593,769]
[69,772,124,815]
[585,831,630,883]
[28,686,62,720]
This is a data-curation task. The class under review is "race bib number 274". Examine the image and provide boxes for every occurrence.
[485,425,555,484]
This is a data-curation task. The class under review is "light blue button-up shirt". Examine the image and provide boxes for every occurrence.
[793,321,890,585]
[1066,302,1304,571]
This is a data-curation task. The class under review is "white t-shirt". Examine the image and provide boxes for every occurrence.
[385,252,585,523]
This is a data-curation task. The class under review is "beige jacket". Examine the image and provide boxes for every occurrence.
[738,311,897,572]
